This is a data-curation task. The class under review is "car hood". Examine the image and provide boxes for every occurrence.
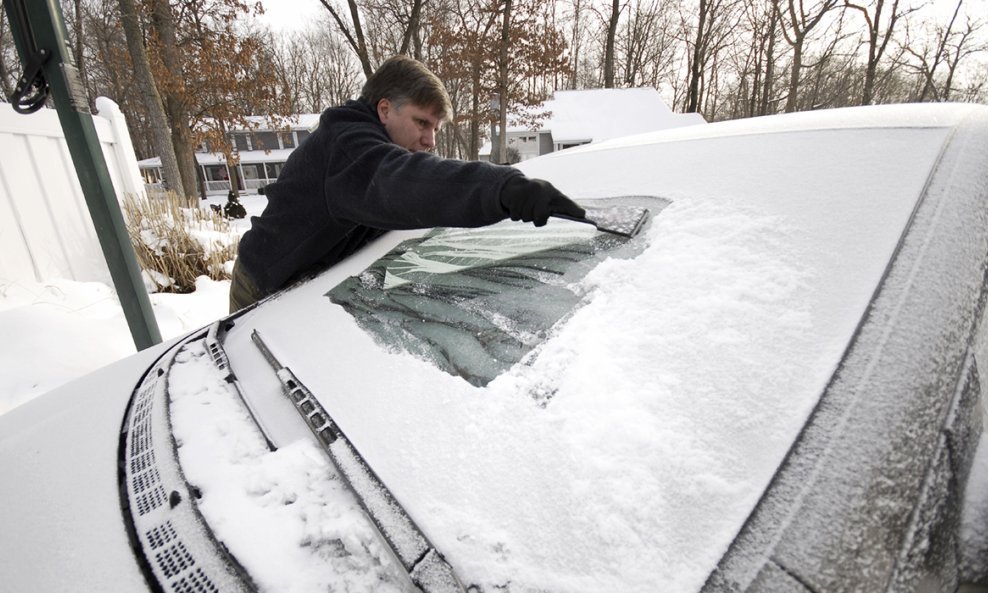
[0,342,171,592]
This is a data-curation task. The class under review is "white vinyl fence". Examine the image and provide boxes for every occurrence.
[0,97,145,284]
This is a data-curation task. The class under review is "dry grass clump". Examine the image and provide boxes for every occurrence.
[123,192,239,293]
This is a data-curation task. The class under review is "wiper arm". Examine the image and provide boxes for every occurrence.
[250,330,466,593]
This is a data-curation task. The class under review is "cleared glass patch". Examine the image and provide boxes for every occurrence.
[328,196,668,386]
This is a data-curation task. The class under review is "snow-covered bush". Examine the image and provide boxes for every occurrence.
[124,192,238,293]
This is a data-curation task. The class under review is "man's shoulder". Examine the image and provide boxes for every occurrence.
[320,99,377,125]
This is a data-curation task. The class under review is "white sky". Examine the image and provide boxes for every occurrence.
[257,0,327,33]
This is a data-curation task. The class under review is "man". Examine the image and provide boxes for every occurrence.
[230,55,584,312]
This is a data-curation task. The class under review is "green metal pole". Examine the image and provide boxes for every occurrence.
[4,0,162,349]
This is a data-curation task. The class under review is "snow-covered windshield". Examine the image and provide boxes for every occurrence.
[180,113,960,593]
[328,196,666,387]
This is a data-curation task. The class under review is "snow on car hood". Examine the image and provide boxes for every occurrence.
[185,105,971,592]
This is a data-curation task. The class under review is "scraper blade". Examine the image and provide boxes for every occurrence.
[553,205,650,238]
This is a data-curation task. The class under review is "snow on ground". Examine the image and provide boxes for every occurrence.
[0,193,265,417]
[0,276,227,415]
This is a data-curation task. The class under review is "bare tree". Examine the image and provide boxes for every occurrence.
[603,0,622,87]
[319,0,374,77]
[401,0,428,56]
[901,0,987,102]
[0,8,18,98]
[148,0,199,200]
[754,0,781,114]
[495,0,512,163]
[844,0,916,104]
[70,0,93,109]
[320,0,433,74]
[116,0,183,194]
[612,0,678,89]
[567,0,585,88]
[682,0,743,114]
[270,23,363,113]
[776,0,839,112]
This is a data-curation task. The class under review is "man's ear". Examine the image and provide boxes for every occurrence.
[376,98,391,123]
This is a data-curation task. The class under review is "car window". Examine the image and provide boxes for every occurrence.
[328,196,668,387]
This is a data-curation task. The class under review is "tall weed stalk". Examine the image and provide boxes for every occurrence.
[123,192,238,293]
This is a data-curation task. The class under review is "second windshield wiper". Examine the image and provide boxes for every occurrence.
[250,329,465,593]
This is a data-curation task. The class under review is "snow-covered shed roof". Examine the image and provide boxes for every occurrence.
[532,87,705,144]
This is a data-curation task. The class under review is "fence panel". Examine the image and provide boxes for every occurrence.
[0,97,143,284]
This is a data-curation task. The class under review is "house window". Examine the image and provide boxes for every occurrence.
[241,164,263,180]
[204,165,230,182]
[233,133,251,152]
[280,132,296,149]
[265,162,285,180]
[254,131,279,151]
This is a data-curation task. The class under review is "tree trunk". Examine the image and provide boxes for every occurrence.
[319,0,373,78]
[760,5,778,115]
[149,0,199,203]
[117,0,182,196]
[686,0,708,112]
[604,0,620,88]
[785,35,803,112]
[569,0,583,88]
[470,68,481,160]
[496,0,511,164]
[228,160,241,195]
[0,15,15,98]
[400,0,426,56]
[72,0,92,111]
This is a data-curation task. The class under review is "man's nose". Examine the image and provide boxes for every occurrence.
[422,130,436,150]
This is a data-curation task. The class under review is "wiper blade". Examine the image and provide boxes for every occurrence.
[250,330,465,593]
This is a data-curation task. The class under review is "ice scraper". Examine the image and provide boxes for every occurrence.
[553,205,650,238]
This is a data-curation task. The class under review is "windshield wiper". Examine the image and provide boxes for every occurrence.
[250,330,466,593]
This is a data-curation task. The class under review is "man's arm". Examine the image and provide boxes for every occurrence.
[325,122,582,230]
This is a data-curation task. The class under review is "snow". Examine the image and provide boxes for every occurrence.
[535,87,705,144]
[229,202,817,592]
[2,104,988,592]
[0,192,263,416]
[0,276,229,415]
[169,340,406,593]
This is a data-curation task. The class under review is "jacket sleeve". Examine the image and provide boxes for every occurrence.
[324,120,519,230]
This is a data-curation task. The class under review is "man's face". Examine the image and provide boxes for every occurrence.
[377,99,442,152]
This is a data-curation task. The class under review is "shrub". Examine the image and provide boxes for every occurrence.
[123,192,240,293]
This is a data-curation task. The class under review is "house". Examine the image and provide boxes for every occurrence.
[483,88,706,163]
[138,114,321,196]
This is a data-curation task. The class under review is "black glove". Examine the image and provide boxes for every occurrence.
[499,177,586,227]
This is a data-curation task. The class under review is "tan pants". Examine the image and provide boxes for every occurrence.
[229,258,265,313]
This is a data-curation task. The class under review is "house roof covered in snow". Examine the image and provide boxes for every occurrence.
[529,87,705,144]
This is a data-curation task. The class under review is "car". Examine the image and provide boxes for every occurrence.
[2,102,987,593]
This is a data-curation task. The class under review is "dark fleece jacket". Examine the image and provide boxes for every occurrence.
[237,99,520,295]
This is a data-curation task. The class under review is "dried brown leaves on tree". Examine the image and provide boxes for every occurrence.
[427,0,570,159]
[144,0,291,198]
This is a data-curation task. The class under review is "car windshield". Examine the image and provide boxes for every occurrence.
[328,196,666,387]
